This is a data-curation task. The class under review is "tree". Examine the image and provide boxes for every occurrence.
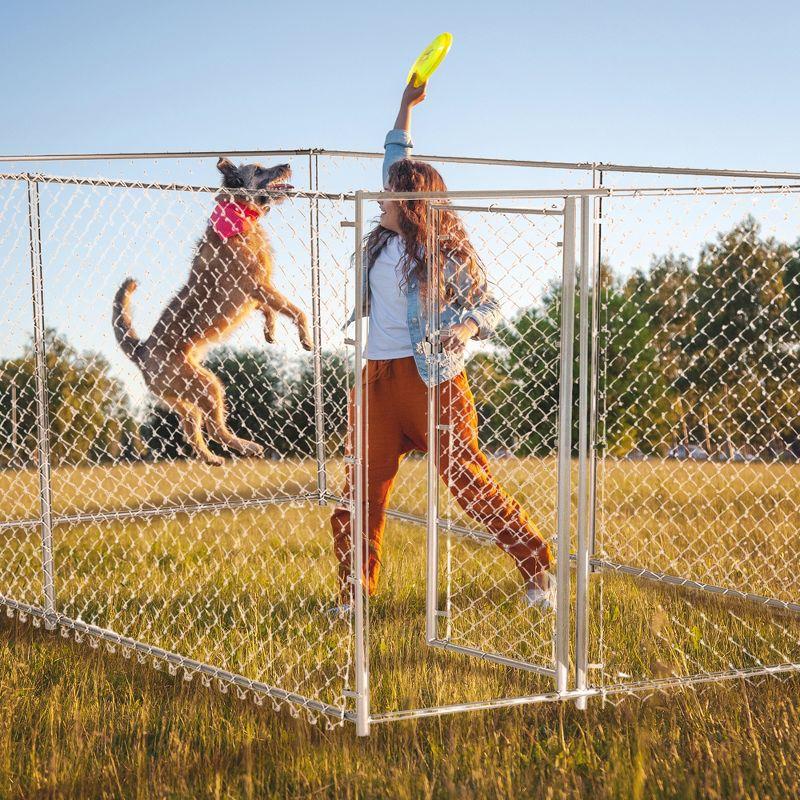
[0,328,135,467]
[140,348,351,461]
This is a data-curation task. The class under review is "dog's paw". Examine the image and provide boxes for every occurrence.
[240,441,265,458]
[203,455,226,467]
[300,332,314,352]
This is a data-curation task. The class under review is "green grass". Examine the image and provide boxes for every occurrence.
[2,456,800,798]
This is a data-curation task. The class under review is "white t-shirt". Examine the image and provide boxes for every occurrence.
[365,235,414,359]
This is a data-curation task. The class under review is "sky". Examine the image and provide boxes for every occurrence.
[2,0,799,170]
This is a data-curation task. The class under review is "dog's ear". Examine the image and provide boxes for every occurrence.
[217,157,237,177]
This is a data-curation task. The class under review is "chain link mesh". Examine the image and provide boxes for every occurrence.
[0,169,359,723]
[2,152,800,728]
[430,202,565,672]
[592,186,800,697]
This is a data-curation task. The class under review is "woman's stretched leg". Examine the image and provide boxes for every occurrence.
[330,360,409,598]
[394,360,551,583]
[436,373,552,580]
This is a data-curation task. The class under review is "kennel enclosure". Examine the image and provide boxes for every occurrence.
[1,149,800,734]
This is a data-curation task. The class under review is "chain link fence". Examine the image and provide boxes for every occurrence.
[2,150,800,733]
[589,184,800,700]
[0,168,360,726]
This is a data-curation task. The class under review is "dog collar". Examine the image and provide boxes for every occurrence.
[210,200,261,239]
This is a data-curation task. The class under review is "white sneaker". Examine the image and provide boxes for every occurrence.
[524,573,557,612]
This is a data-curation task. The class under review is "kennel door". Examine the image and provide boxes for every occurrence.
[424,196,578,688]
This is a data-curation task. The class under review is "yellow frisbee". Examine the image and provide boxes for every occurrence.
[406,32,453,88]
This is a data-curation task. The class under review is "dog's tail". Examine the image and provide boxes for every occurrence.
[113,278,146,365]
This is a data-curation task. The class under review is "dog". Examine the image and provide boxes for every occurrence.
[112,157,313,466]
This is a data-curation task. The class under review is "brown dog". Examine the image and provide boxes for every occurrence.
[112,158,312,466]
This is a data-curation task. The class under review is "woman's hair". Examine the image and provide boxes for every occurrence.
[364,159,485,301]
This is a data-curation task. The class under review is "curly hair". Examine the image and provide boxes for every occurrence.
[364,159,485,302]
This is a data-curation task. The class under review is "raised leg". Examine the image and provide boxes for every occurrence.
[254,284,313,351]
[262,305,277,344]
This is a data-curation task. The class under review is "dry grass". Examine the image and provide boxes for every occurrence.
[1,456,800,798]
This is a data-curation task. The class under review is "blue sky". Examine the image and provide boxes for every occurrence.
[2,0,798,170]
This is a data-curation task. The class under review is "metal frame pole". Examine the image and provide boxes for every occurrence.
[308,154,327,504]
[588,173,603,566]
[575,196,593,709]
[425,203,441,643]
[352,191,370,736]
[555,196,577,693]
[27,177,56,630]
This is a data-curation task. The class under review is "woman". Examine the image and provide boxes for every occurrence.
[330,81,554,612]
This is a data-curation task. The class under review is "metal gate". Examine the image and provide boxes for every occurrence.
[348,189,597,733]
[423,196,577,686]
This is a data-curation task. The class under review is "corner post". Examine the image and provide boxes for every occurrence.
[27,177,56,630]
[308,153,327,504]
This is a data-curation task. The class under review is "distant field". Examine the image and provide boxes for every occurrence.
[2,455,800,798]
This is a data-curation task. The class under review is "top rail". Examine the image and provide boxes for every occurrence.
[362,184,800,201]
[0,172,353,201]
[3,173,800,200]
[0,147,799,182]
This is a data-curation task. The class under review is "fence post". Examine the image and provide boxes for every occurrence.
[555,196,577,694]
[587,172,603,567]
[308,153,327,504]
[352,190,370,736]
[425,203,441,644]
[575,195,594,709]
[26,176,56,630]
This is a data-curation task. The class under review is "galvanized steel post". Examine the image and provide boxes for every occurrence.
[555,196,577,693]
[425,203,441,644]
[575,195,593,709]
[352,191,370,736]
[26,177,56,630]
[308,153,327,504]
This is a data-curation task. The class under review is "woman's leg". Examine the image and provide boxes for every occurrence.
[395,362,551,584]
[330,361,408,599]
[439,373,552,581]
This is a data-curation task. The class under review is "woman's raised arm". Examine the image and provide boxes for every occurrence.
[383,81,427,187]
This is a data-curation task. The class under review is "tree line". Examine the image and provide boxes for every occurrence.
[1,216,799,467]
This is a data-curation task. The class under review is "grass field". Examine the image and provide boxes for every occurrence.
[2,456,800,798]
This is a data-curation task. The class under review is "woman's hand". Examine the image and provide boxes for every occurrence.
[441,320,478,353]
[401,79,427,109]
[394,79,427,133]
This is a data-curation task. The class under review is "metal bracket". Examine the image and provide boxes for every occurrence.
[340,220,355,228]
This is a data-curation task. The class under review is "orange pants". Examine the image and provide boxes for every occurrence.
[330,357,552,597]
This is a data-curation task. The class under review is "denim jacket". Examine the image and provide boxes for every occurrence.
[347,129,501,386]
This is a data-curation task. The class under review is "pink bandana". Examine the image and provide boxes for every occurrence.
[210,200,261,239]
